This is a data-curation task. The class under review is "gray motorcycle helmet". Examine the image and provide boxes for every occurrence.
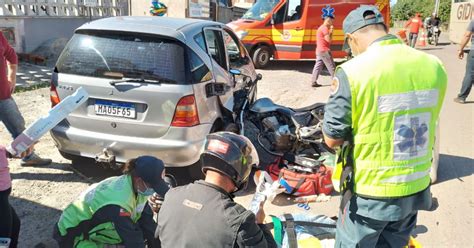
[200,132,259,192]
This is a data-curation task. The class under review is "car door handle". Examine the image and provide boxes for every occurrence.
[295,27,304,31]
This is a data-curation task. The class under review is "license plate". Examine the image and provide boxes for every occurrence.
[94,100,136,119]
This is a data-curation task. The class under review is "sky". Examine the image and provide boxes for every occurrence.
[391,0,398,6]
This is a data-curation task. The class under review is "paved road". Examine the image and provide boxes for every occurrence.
[235,37,474,247]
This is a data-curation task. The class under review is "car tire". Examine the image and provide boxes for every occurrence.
[430,123,440,183]
[243,120,278,168]
[252,46,272,69]
[166,163,203,186]
[59,150,81,161]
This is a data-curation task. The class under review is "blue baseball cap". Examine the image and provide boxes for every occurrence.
[135,156,170,196]
[342,5,386,50]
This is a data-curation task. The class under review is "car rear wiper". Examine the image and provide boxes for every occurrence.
[109,78,160,86]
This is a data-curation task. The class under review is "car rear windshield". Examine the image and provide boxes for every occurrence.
[56,31,188,83]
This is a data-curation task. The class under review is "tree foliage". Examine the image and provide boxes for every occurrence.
[391,0,452,23]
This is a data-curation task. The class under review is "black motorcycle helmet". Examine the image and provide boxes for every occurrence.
[200,132,259,192]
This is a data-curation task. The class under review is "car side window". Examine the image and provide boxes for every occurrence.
[189,49,212,83]
[194,32,207,51]
[204,29,228,71]
[222,30,247,68]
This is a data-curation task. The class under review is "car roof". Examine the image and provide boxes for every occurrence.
[76,16,222,42]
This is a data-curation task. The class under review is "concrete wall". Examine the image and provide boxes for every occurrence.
[23,18,92,52]
[0,18,25,51]
[130,0,152,16]
[216,6,247,23]
[161,0,187,18]
[130,0,187,17]
[0,17,101,53]
[232,0,254,8]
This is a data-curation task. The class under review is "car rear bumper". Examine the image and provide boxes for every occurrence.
[50,121,212,167]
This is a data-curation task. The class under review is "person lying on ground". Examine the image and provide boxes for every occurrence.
[53,156,171,248]
[157,132,277,248]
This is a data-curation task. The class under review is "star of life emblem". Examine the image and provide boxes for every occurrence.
[393,113,431,161]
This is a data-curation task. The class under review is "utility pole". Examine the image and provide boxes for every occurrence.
[434,0,440,16]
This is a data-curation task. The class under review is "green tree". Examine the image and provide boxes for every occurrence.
[437,0,452,23]
[392,0,451,23]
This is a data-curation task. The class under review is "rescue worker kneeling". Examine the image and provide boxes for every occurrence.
[53,156,170,248]
[157,132,277,248]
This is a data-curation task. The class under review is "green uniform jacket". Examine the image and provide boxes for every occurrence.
[57,175,148,247]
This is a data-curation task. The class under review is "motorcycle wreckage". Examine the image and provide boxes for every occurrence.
[224,69,334,170]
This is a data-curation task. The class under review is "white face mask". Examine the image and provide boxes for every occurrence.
[137,180,155,196]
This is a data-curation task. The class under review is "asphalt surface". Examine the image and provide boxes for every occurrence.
[234,35,474,247]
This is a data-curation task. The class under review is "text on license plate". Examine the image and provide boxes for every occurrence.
[94,100,136,119]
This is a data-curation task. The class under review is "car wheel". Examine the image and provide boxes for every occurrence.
[166,163,203,186]
[59,150,81,161]
[430,123,440,183]
[252,46,272,69]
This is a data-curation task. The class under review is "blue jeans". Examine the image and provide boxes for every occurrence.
[458,49,474,100]
[0,98,26,139]
[0,98,33,160]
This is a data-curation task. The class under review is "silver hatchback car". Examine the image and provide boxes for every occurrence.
[50,17,257,170]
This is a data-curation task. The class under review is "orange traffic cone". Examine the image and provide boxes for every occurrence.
[397,30,409,45]
[417,31,427,47]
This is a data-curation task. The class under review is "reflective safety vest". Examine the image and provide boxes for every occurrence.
[331,38,447,198]
[57,175,148,247]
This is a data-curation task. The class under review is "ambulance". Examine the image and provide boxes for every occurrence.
[449,0,473,46]
[227,0,390,68]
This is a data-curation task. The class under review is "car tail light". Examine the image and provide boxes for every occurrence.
[50,83,60,107]
[171,95,200,127]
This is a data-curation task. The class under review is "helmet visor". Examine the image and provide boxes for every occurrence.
[235,134,259,184]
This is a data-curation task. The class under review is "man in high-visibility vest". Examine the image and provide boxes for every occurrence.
[322,6,447,247]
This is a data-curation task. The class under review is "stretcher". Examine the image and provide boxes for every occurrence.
[7,87,88,156]
[265,213,422,248]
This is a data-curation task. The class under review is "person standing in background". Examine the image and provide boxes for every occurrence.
[454,19,474,104]
[0,32,52,166]
[311,14,336,87]
[405,13,424,48]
